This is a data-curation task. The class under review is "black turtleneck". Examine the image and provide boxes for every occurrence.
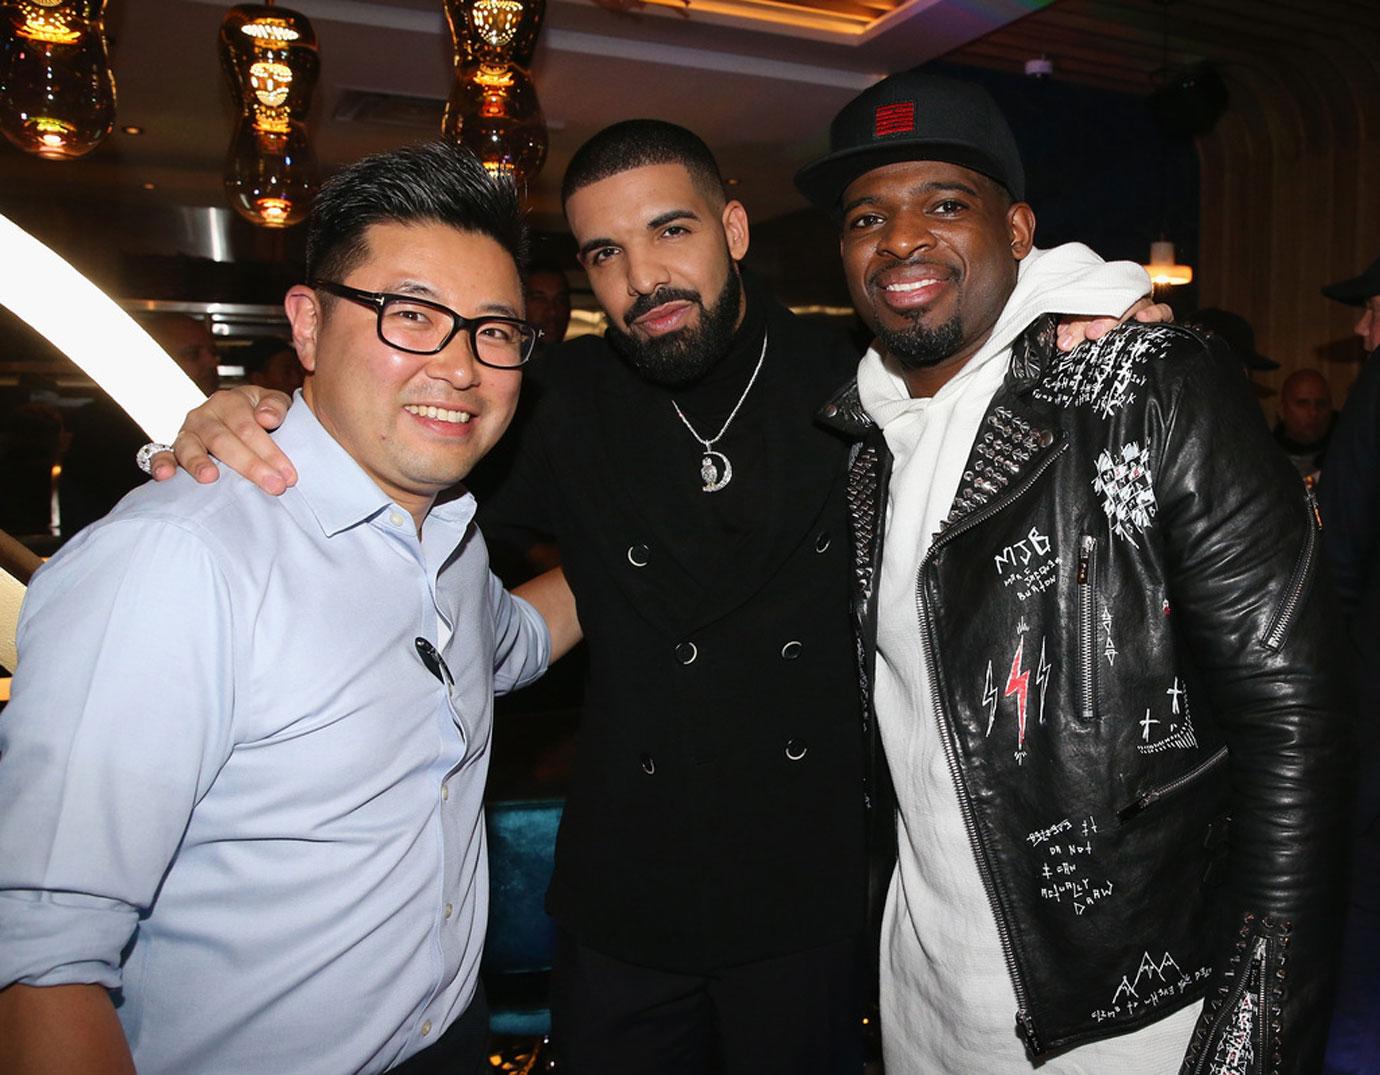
[618,275,770,586]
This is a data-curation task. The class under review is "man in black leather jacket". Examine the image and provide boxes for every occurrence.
[803,71,1352,1073]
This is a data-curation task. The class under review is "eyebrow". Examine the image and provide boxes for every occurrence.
[841,179,981,216]
[577,207,702,261]
[388,282,521,320]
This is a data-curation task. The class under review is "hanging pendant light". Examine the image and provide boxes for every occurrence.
[0,0,116,160]
[441,0,548,185]
[218,1,319,228]
[1141,0,1195,291]
[1144,239,1193,287]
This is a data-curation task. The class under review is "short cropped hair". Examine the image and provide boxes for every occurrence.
[561,120,725,208]
[306,141,528,288]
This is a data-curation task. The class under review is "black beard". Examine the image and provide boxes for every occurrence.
[606,268,743,388]
[879,314,965,371]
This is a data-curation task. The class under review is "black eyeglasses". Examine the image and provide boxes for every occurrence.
[312,280,539,368]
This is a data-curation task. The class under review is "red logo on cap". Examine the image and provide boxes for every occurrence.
[874,101,915,137]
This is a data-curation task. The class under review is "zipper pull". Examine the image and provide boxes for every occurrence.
[1015,1009,1042,1054]
[1077,535,1094,584]
[1307,488,1323,530]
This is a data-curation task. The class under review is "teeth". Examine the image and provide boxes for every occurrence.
[886,279,941,293]
[405,404,472,424]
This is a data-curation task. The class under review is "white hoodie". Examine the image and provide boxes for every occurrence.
[862,244,1203,1073]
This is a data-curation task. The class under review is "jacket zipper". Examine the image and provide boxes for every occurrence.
[1262,491,1320,650]
[914,438,1068,1054]
[1189,934,1269,1075]
[1076,535,1098,720]
[1116,745,1229,822]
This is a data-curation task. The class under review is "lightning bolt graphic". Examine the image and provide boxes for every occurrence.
[1004,637,1031,748]
[982,661,998,735]
[1035,637,1052,725]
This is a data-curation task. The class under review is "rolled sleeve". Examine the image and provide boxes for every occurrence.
[489,571,550,695]
[0,516,237,990]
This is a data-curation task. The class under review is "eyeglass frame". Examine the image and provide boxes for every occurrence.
[310,279,541,368]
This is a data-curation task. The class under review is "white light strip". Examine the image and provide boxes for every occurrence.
[0,214,207,444]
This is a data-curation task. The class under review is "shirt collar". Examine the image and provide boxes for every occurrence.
[275,393,475,539]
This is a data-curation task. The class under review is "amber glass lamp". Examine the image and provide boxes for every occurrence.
[442,0,548,185]
[218,1,318,228]
[0,0,116,160]
[1142,239,1193,287]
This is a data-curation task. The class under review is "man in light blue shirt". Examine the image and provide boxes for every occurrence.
[0,142,576,1074]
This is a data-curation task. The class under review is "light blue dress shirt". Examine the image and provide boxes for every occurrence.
[0,398,550,1073]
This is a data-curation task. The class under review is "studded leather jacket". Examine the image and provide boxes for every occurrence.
[819,317,1353,1073]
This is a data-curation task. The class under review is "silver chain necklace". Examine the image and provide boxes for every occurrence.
[671,330,768,493]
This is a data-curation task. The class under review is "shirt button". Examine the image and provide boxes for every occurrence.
[388,511,406,527]
[441,784,449,801]
[674,641,698,665]
[444,902,454,919]
[786,738,808,761]
[780,641,802,660]
[420,1019,432,1037]
[627,544,650,568]
[815,531,831,553]
[640,754,656,775]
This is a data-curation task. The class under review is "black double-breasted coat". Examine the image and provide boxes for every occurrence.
[480,287,868,972]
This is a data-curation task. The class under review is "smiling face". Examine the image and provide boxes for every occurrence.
[839,159,1034,397]
[565,162,749,386]
[287,219,525,527]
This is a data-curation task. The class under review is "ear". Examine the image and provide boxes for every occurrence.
[722,200,750,261]
[1008,203,1037,261]
[284,285,322,373]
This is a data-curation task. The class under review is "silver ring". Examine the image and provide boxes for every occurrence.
[135,442,174,475]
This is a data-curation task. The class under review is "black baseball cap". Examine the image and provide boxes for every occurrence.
[1321,256,1380,307]
[795,71,1025,210]
[1183,308,1279,371]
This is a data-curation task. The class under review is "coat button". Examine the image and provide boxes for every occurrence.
[822,403,839,418]
[675,641,698,665]
[1038,429,1055,448]
[815,531,831,553]
[780,641,802,660]
[640,753,656,775]
[786,738,808,760]
[627,544,650,568]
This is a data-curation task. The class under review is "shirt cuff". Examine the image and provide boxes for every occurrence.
[0,890,136,989]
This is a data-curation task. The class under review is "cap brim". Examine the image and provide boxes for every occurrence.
[794,141,1018,210]
[1321,274,1375,307]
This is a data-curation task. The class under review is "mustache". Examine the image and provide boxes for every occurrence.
[624,286,703,327]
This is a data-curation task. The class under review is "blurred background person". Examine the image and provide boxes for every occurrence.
[1274,368,1334,482]
[523,259,573,366]
[239,336,303,396]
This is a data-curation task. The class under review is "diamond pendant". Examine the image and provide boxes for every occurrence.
[700,450,732,493]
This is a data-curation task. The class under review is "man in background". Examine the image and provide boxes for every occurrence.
[523,260,573,360]
[239,336,304,396]
[1316,254,1380,1072]
[1274,368,1334,481]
